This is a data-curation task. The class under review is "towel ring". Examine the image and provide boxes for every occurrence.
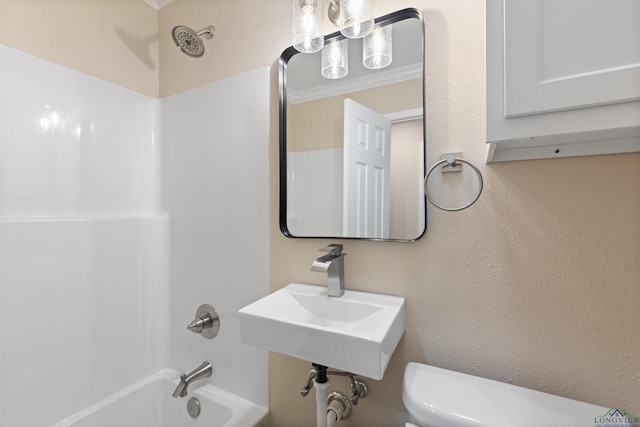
[424,156,483,211]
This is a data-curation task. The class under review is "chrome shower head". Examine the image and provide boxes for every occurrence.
[171,25,215,58]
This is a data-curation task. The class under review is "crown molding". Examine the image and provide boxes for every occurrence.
[287,63,422,104]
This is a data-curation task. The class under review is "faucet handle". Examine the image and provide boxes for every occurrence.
[187,304,220,339]
[319,244,344,256]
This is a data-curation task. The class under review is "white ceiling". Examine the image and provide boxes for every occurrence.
[142,0,176,10]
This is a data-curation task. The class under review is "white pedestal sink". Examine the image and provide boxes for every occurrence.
[238,283,405,380]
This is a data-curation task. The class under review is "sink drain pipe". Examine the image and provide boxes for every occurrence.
[327,402,340,427]
[327,392,351,427]
[314,364,330,427]
[305,364,360,426]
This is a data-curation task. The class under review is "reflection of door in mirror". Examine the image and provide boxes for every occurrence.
[343,99,391,239]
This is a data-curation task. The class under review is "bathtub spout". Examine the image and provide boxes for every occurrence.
[172,362,212,398]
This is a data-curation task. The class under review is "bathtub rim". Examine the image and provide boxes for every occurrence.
[51,368,268,427]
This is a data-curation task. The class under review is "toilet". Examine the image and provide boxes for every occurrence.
[403,362,608,427]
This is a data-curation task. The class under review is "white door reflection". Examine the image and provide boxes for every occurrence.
[343,99,391,239]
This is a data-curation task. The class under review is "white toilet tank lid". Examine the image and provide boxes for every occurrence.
[403,362,609,427]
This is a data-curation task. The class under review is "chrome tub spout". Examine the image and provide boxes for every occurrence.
[172,361,212,398]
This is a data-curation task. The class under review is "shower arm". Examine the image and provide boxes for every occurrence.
[196,26,215,39]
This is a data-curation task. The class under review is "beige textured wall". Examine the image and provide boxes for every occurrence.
[0,0,159,97]
[158,0,291,98]
[156,0,640,425]
[6,0,639,425]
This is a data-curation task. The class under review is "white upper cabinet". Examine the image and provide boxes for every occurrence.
[486,0,640,162]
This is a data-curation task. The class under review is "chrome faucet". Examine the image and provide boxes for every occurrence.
[172,361,212,398]
[311,244,346,297]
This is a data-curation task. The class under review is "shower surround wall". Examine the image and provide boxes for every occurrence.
[0,42,269,426]
[0,45,167,426]
[160,67,270,408]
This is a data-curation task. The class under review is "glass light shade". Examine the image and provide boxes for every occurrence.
[339,0,374,38]
[292,0,324,53]
[363,25,392,69]
[321,38,349,79]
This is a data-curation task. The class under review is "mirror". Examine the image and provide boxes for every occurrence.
[279,8,425,241]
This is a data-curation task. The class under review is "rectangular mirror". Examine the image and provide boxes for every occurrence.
[279,8,426,241]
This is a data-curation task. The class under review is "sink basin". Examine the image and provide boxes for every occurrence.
[238,283,405,380]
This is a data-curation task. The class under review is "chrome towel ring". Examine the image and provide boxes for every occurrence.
[424,154,483,211]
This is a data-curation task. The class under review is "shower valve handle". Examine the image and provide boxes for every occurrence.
[187,304,220,339]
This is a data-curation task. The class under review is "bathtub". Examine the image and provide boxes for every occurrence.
[52,370,268,427]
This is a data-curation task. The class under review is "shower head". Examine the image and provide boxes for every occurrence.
[171,25,215,58]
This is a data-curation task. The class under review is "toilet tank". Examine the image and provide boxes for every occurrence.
[403,362,608,427]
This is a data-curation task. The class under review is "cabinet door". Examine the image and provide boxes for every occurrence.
[504,0,640,118]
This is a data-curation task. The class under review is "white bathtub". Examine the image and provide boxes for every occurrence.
[52,370,268,427]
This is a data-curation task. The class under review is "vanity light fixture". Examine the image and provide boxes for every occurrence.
[292,0,378,79]
[337,0,374,39]
[363,24,392,69]
[321,38,349,79]
[293,0,324,53]
[293,0,375,54]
